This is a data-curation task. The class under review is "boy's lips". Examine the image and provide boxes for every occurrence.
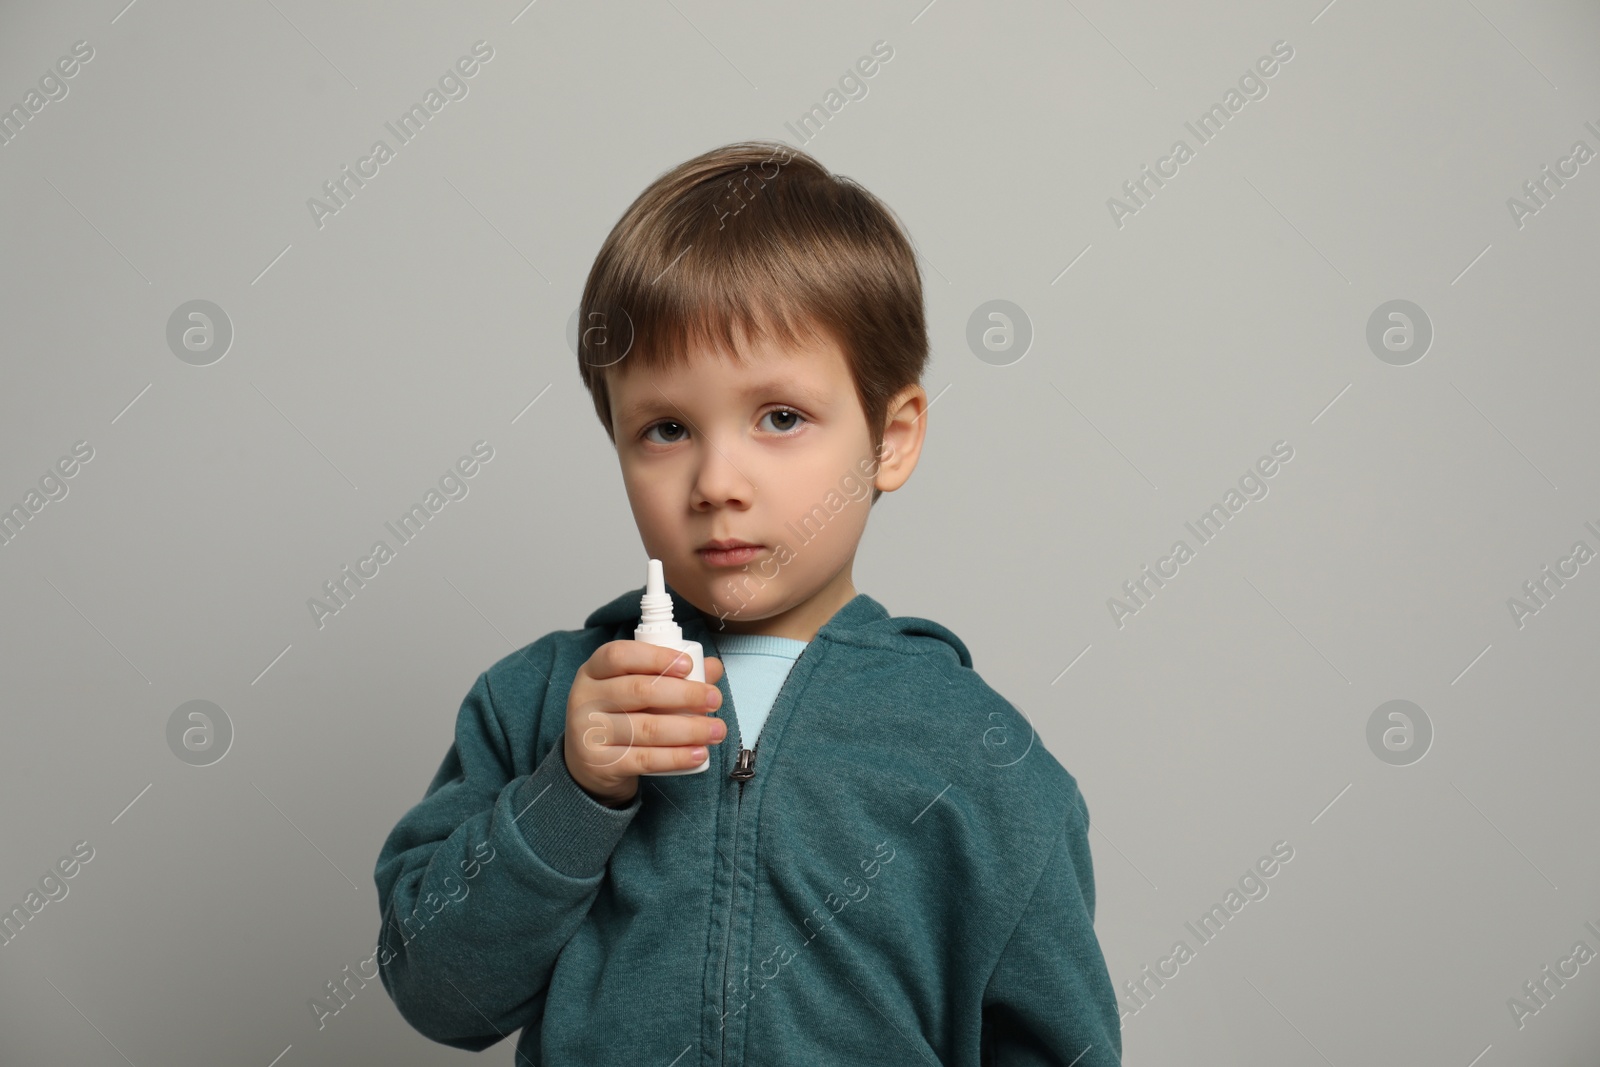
[701,537,760,550]
[697,540,765,567]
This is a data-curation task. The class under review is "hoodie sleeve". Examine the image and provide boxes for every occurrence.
[373,641,643,1052]
[980,789,1123,1066]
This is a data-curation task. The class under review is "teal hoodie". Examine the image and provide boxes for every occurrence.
[374,585,1122,1065]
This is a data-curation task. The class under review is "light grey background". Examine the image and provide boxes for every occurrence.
[2,0,1598,1063]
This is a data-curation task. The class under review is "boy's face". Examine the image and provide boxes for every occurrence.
[607,323,914,641]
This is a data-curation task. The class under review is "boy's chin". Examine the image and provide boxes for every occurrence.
[683,587,779,630]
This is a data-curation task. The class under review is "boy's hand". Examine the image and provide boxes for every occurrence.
[563,642,727,808]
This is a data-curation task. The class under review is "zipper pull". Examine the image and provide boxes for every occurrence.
[729,746,756,782]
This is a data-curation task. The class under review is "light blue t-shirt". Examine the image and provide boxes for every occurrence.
[713,633,808,749]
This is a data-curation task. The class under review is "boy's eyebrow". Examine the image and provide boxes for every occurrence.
[616,378,832,427]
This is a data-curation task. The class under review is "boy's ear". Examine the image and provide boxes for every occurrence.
[872,384,928,494]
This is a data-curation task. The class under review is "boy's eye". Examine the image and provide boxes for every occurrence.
[641,409,805,444]
[643,420,688,445]
[760,408,805,434]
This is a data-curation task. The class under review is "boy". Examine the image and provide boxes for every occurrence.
[374,140,1122,1065]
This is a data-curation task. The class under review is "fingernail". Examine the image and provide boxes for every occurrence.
[704,689,720,708]
[711,721,727,741]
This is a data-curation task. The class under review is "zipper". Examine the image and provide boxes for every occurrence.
[730,741,758,782]
[718,740,757,1063]
[704,625,822,1059]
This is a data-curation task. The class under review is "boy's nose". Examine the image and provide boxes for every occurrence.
[691,441,756,510]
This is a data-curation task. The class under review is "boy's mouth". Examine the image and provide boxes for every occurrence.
[697,539,764,567]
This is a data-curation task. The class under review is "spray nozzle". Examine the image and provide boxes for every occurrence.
[636,558,682,639]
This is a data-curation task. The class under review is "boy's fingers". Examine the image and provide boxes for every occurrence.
[618,744,705,776]
[590,640,700,681]
[579,677,715,716]
[573,708,724,767]
[581,642,722,711]
[624,709,723,750]
[620,672,719,713]
[573,707,634,771]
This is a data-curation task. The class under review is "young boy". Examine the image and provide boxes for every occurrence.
[374,140,1122,1065]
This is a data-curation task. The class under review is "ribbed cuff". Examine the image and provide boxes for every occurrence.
[509,741,641,879]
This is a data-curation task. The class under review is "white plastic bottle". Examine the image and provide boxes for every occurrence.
[633,558,711,775]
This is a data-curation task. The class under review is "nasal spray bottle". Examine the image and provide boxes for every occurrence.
[633,558,711,775]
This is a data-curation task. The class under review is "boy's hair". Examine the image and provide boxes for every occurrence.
[576,140,928,506]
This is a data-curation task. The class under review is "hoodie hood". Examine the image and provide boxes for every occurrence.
[583,582,974,669]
